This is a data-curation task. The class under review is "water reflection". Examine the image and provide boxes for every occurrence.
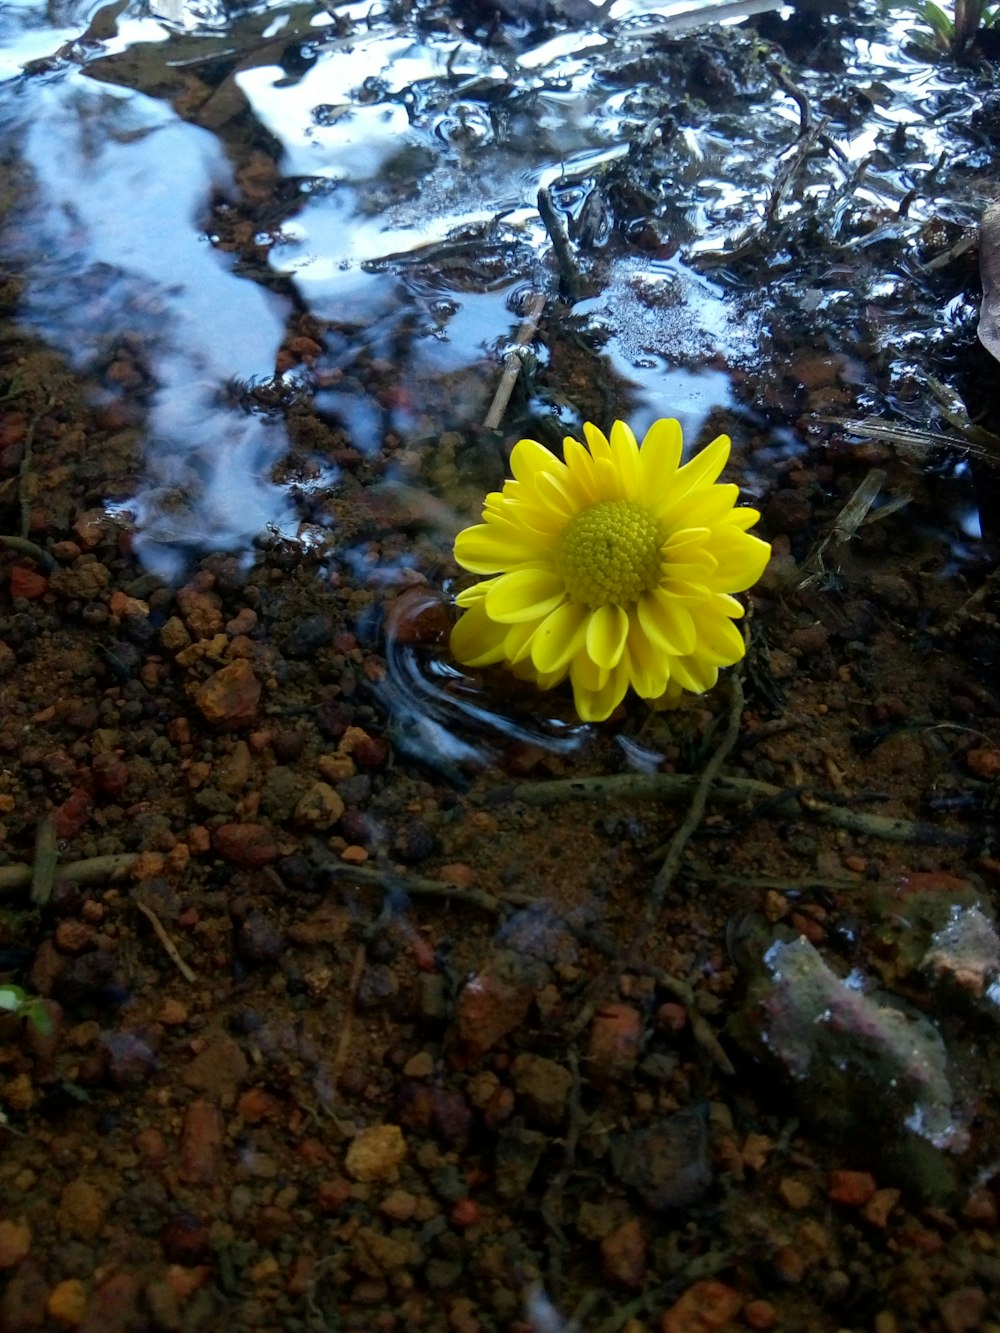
[3,58,294,577]
[1,0,989,572]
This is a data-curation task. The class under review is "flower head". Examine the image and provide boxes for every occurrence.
[450,419,771,722]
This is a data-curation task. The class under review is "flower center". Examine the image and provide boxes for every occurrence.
[555,500,663,607]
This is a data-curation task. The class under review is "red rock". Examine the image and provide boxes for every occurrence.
[58,1179,107,1238]
[863,1187,901,1228]
[211,822,278,869]
[601,1217,646,1288]
[91,752,129,796]
[828,1169,877,1207]
[53,788,91,840]
[54,920,95,955]
[743,1299,778,1330]
[966,747,1000,779]
[71,509,109,550]
[176,585,223,639]
[587,1001,642,1083]
[194,659,261,729]
[0,1217,31,1269]
[938,1287,987,1333]
[961,1187,998,1227]
[80,1273,139,1333]
[46,1277,87,1327]
[9,565,48,599]
[178,1100,223,1184]
[316,1177,352,1213]
[237,1087,279,1124]
[450,1198,480,1228]
[135,1127,167,1168]
[656,1002,687,1033]
[165,1266,211,1302]
[661,1280,742,1333]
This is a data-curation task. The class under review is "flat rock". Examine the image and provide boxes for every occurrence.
[453,949,551,1059]
[611,1108,712,1211]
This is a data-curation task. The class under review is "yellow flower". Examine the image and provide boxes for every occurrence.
[449,419,771,723]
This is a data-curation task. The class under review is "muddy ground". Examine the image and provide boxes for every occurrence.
[3,1,1000,1331]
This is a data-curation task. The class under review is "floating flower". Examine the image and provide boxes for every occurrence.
[449,419,771,722]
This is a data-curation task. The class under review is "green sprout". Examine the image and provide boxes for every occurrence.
[902,0,999,55]
[0,984,52,1038]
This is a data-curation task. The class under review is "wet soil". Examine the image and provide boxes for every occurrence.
[3,2,1000,1332]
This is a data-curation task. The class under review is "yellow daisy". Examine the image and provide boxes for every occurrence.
[449,419,771,723]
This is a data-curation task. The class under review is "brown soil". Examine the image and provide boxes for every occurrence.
[2,5,1000,1333]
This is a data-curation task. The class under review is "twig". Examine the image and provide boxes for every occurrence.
[323,859,536,913]
[483,291,546,431]
[767,59,811,136]
[637,963,736,1077]
[134,899,196,983]
[0,534,58,572]
[636,671,745,945]
[329,942,366,1097]
[506,773,967,845]
[796,467,889,589]
[537,185,583,302]
[29,815,59,907]
[0,852,138,894]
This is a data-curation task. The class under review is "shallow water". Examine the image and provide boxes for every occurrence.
[4,0,988,585]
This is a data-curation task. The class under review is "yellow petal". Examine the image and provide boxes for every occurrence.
[530,601,589,676]
[670,653,718,694]
[572,651,609,692]
[570,656,630,721]
[585,602,630,670]
[699,530,771,592]
[484,567,566,623]
[651,435,730,518]
[637,591,696,656]
[662,526,712,554]
[510,437,567,485]
[691,614,746,665]
[450,602,509,667]
[639,419,683,493]
[454,577,494,609]
[609,420,641,499]
[454,517,547,574]
[664,560,719,583]
[562,436,602,505]
[534,468,578,519]
[658,484,740,531]
[582,421,614,464]
[710,592,745,619]
[503,617,545,663]
[727,505,761,531]
[625,621,669,699]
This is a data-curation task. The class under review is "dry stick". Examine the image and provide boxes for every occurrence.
[329,942,367,1097]
[506,772,966,846]
[1,852,138,895]
[482,291,546,431]
[636,963,735,1077]
[134,899,196,983]
[537,185,583,301]
[636,671,746,949]
[29,815,59,907]
[324,859,536,914]
[0,534,58,572]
